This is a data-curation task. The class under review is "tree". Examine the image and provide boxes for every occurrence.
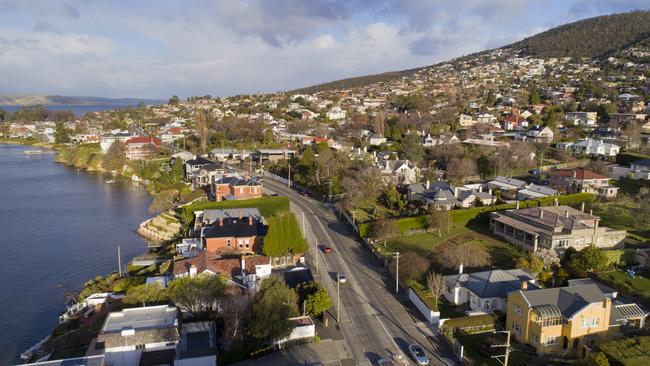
[389,251,429,282]
[586,352,610,366]
[149,189,180,213]
[221,289,251,344]
[587,160,608,175]
[169,274,226,318]
[426,272,445,309]
[169,95,181,106]
[402,133,424,164]
[446,157,477,184]
[516,254,545,276]
[54,122,70,144]
[529,89,541,105]
[249,277,298,342]
[425,210,451,237]
[102,140,126,172]
[263,213,307,257]
[485,90,496,106]
[298,281,332,318]
[382,185,404,210]
[434,242,490,270]
[477,155,492,178]
[535,248,561,270]
[194,109,210,153]
[170,157,185,183]
[570,245,609,273]
[123,283,168,305]
[371,216,397,244]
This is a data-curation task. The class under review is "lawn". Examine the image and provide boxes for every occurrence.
[179,195,290,225]
[407,279,465,317]
[380,224,525,274]
[596,270,650,306]
[457,333,532,366]
[599,336,650,366]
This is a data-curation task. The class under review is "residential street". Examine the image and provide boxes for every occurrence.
[265,177,458,366]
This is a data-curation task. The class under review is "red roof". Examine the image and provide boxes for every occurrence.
[549,168,608,180]
[173,252,241,279]
[166,127,183,134]
[126,136,160,145]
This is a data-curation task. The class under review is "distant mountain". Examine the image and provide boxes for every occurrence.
[293,10,650,93]
[511,10,650,58]
[0,94,163,106]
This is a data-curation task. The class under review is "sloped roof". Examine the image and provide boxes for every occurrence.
[444,269,536,299]
[549,168,608,180]
[520,284,606,319]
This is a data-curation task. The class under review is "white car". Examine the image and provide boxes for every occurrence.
[408,344,429,365]
[337,273,347,284]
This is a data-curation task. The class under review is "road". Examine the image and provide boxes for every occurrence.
[264,177,457,366]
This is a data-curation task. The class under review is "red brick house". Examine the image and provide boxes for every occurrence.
[201,215,266,254]
[125,136,161,160]
[548,168,618,198]
[173,251,241,278]
[213,176,263,201]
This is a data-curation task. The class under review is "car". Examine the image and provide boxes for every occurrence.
[408,344,429,365]
[377,355,408,366]
[323,246,333,253]
[336,273,346,284]
[301,191,309,197]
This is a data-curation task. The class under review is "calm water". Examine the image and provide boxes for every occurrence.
[0,104,148,116]
[0,144,152,364]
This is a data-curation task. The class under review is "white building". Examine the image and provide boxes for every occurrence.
[326,106,347,120]
[559,138,620,158]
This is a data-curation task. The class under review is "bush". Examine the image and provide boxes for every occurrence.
[598,336,650,366]
[440,314,499,337]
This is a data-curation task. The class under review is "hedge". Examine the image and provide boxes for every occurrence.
[180,196,290,224]
[598,336,650,366]
[359,193,595,237]
[616,152,650,166]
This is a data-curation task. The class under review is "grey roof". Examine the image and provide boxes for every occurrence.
[201,208,262,224]
[612,303,648,321]
[490,205,598,237]
[522,184,558,196]
[567,278,617,295]
[444,269,537,299]
[98,305,179,348]
[18,355,105,366]
[633,158,650,167]
[520,284,606,319]
[490,176,527,189]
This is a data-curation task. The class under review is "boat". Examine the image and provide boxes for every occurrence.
[23,150,53,155]
[105,179,115,184]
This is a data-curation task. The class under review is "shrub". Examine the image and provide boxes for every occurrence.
[440,314,499,337]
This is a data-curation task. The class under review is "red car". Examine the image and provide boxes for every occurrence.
[323,246,333,253]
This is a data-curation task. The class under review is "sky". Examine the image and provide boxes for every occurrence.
[0,0,648,99]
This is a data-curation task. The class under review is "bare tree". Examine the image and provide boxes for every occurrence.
[371,216,397,244]
[194,110,210,152]
[434,241,490,270]
[221,289,252,344]
[446,157,477,184]
[426,272,445,309]
[425,210,451,237]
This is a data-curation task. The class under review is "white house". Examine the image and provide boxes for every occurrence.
[379,160,420,185]
[443,268,537,314]
[631,159,650,180]
[326,106,347,120]
[566,138,620,158]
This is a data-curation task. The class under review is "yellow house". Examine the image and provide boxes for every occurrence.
[506,283,647,356]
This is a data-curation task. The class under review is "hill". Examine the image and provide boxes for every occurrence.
[293,10,650,93]
[0,94,161,106]
[510,10,650,58]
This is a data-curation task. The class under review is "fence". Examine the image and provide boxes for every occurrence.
[408,288,441,325]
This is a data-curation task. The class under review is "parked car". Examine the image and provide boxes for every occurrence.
[408,344,429,365]
[323,246,333,253]
[337,273,347,284]
[377,355,408,365]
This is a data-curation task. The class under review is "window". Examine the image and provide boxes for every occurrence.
[484,301,490,310]
[556,239,570,248]
[544,336,560,346]
[582,317,600,328]
[514,304,522,316]
[512,322,521,335]
[227,239,231,247]
[531,333,538,344]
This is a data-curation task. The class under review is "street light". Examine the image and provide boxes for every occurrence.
[392,252,400,294]
[336,273,341,323]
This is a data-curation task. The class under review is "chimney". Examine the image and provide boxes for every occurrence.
[565,210,569,218]
[454,187,459,197]
[581,202,585,212]
[521,281,528,291]
[219,217,224,226]
[249,216,253,226]
[239,210,243,220]
[426,180,430,190]
[479,185,483,193]
[458,263,464,274]
[573,170,577,178]
[590,209,593,216]
[539,209,544,219]
[189,264,197,277]
[488,188,493,195]
[241,256,246,275]
[516,201,520,210]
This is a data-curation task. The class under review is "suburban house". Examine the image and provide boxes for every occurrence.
[124,136,161,160]
[564,111,597,126]
[194,208,263,232]
[506,284,647,356]
[159,127,185,143]
[369,134,388,145]
[548,168,618,198]
[379,159,420,185]
[517,184,559,200]
[184,156,215,179]
[201,213,267,254]
[213,175,263,201]
[524,125,554,143]
[630,159,650,180]
[274,316,316,346]
[407,181,495,209]
[490,205,626,253]
[100,131,136,153]
[95,305,180,366]
[173,251,272,290]
[252,149,296,163]
[443,268,537,314]
[557,139,620,158]
[488,176,528,200]
[326,106,347,120]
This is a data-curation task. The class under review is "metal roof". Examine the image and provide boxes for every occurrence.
[533,304,562,320]
[614,304,648,320]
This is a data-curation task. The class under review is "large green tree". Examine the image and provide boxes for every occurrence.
[169,274,226,318]
[123,283,168,305]
[249,278,298,342]
[263,213,307,257]
[298,281,332,318]
[570,245,609,273]
[54,122,70,144]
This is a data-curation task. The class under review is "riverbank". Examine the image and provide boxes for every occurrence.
[0,138,54,148]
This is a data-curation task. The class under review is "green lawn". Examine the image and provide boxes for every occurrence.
[180,195,290,224]
[592,186,650,243]
[458,333,531,366]
[597,270,650,306]
[599,336,650,366]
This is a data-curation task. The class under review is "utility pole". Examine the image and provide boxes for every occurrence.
[336,273,341,323]
[393,252,400,294]
[491,330,512,366]
[117,245,122,278]
[287,164,291,187]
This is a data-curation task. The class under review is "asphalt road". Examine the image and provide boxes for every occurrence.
[264,177,457,366]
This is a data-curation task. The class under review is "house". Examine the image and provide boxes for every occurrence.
[194,208,263,231]
[490,205,626,253]
[524,126,554,143]
[443,268,537,314]
[124,136,160,160]
[630,159,650,180]
[252,149,296,163]
[564,111,597,126]
[100,131,136,153]
[506,284,647,355]
[559,139,620,158]
[517,184,559,200]
[488,176,527,200]
[369,134,388,146]
[95,305,180,366]
[201,214,266,254]
[213,175,263,201]
[459,113,477,128]
[326,106,347,120]
[407,181,460,210]
[379,159,420,185]
[184,156,214,178]
[159,127,184,143]
[548,168,618,198]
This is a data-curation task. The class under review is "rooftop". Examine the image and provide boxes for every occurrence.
[445,269,537,299]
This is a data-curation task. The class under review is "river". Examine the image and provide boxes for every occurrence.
[0,143,152,364]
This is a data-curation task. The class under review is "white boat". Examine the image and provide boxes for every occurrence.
[105,179,115,184]
[23,150,53,155]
